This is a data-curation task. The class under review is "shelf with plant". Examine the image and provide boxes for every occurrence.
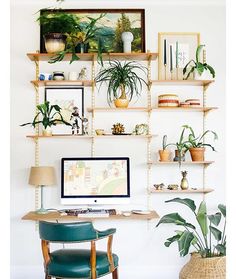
[26,134,94,139]
[31,80,93,87]
[148,161,214,166]
[151,188,214,194]
[152,107,218,113]
[87,107,151,113]
[151,79,214,87]
[27,52,96,62]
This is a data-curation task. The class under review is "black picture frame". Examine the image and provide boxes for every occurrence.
[40,9,146,53]
[44,86,84,135]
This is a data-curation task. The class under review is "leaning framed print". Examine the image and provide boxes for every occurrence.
[40,9,146,53]
[44,87,84,135]
[158,32,200,80]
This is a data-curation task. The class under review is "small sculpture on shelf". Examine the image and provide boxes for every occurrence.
[82,117,89,135]
[78,67,87,80]
[167,184,179,190]
[132,124,149,135]
[180,170,189,190]
[70,106,83,135]
[111,123,125,135]
[153,183,165,190]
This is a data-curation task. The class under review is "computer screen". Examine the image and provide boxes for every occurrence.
[61,157,130,205]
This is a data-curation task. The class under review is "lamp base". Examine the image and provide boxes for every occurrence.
[35,208,48,214]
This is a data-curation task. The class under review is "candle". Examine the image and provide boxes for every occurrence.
[164,39,167,65]
[176,41,178,68]
[170,45,173,72]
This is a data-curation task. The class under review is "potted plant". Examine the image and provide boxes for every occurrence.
[183,45,215,80]
[95,60,148,108]
[184,125,218,161]
[173,125,189,165]
[20,101,71,136]
[37,11,79,55]
[156,198,226,279]
[159,135,173,162]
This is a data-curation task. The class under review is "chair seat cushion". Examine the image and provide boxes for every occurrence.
[48,249,119,278]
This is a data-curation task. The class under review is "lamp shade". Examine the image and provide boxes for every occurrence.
[28,166,56,186]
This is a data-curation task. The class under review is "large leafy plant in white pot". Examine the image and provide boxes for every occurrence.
[156,198,226,279]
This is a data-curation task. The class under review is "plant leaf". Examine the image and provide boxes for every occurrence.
[156,213,187,227]
[165,198,196,213]
[208,212,221,226]
[196,201,208,237]
[210,226,222,241]
[215,244,226,255]
[178,231,195,257]
[164,234,182,247]
[218,204,226,217]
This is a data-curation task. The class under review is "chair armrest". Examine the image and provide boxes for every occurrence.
[96,228,116,239]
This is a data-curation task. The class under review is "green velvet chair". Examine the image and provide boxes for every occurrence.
[39,221,119,279]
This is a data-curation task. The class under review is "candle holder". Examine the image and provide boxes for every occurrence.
[170,70,174,80]
[164,64,167,80]
[176,66,179,80]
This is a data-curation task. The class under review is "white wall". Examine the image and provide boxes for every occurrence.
[10,0,225,278]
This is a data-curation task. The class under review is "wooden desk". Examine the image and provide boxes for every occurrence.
[22,211,159,221]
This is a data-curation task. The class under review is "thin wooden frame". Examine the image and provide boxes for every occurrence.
[158,32,200,80]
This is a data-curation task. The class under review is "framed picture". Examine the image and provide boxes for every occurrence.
[44,87,84,135]
[158,32,200,80]
[40,9,145,53]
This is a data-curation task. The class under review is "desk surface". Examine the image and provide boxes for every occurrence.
[22,211,159,221]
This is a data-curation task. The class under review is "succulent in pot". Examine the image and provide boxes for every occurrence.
[173,125,190,165]
[183,45,215,80]
[184,125,218,161]
[159,135,173,162]
[156,198,226,279]
[95,60,148,108]
[20,101,71,136]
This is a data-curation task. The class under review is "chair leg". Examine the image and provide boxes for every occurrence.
[112,268,118,279]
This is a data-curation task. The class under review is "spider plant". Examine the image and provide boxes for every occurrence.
[156,198,226,258]
[183,45,215,80]
[95,60,148,106]
[20,101,71,130]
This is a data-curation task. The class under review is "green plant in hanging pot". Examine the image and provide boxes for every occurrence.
[156,198,226,279]
[95,60,148,108]
[20,101,71,136]
[183,45,215,80]
[184,125,218,161]
[37,10,79,60]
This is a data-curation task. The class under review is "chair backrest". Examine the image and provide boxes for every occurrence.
[39,221,98,242]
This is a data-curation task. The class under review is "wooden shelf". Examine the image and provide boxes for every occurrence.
[94,134,156,139]
[27,134,93,139]
[152,107,218,113]
[22,210,159,221]
[87,107,151,113]
[151,188,214,194]
[27,52,158,62]
[151,80,214,86]
[148,161,214,166]
[31,80,93,87]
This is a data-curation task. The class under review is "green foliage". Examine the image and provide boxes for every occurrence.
[156,198,226,258]
[183,45,216,80]
[95,60,148,105]
[161,135,174,150]
[183,125,218,151]
[20,101,71,129]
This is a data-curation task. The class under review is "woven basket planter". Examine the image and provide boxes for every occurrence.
[179,253,226,279]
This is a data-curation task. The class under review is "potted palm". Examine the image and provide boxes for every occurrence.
[95,60,148,108]
[183,45,215,80]
[159,135,173,162]
[21,101,71,136]
[184,125,218,161]
[156,198,226,279]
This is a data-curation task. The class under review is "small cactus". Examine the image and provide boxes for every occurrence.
[112,123,125,134]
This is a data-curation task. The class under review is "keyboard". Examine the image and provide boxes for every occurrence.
[63,208,117,218]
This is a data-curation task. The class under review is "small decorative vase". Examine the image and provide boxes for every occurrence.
[180,170,189,190]
[42,127,52,137]
[189,147,205,161]
[75,42,89,53]
[173,150,185,162]
[194,70,213,80]
[159,150,171,162]
[180,253,226,279]
[114,98,129,108]
[121,31,134,53]
[44,33,67,53]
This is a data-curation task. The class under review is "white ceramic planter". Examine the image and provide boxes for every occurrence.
[121,32,134,53]
[194,70,213,80]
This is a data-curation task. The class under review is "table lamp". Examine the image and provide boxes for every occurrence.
[28,166,56,214]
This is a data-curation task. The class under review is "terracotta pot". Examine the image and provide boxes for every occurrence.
[189,147,205,161]
[114,98,129,108]
[159,150,171,162]
[44,33,67,53]
[180,253,226,279]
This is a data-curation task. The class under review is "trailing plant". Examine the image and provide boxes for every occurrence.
[184,125,218,151]
[95,60,148,105]
[156,198,226,258]
[20,101,71,129]
[183,45,215,80]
